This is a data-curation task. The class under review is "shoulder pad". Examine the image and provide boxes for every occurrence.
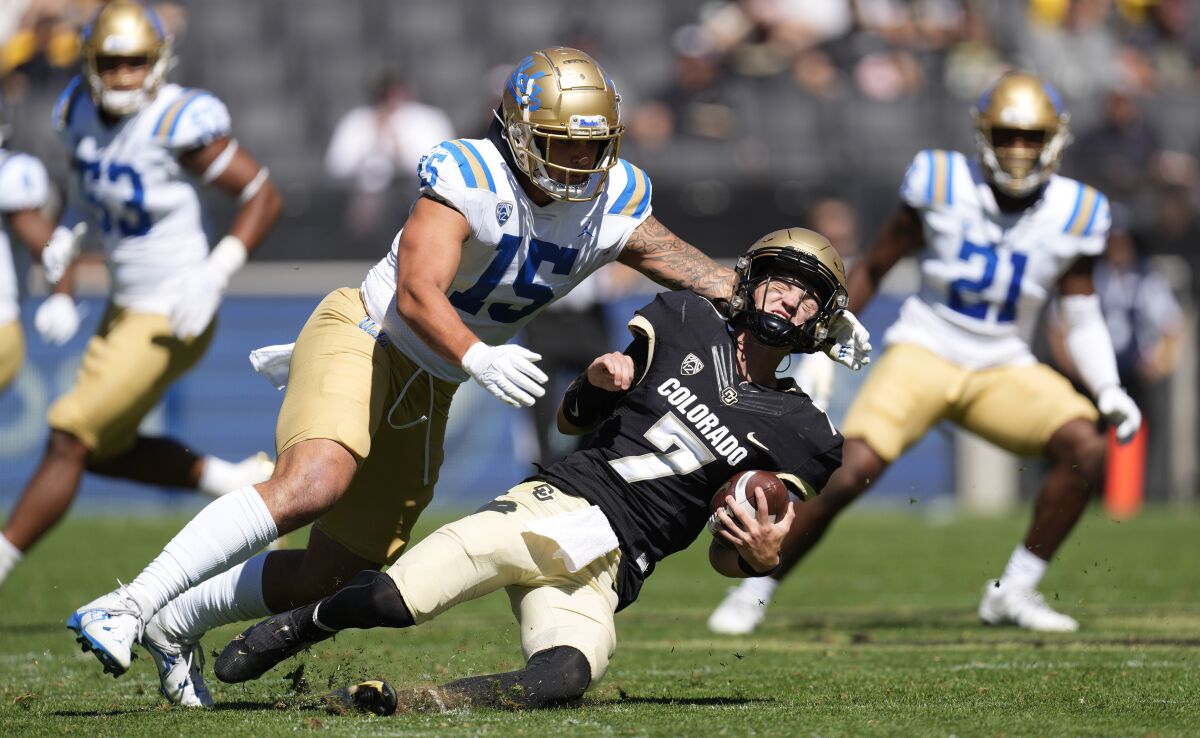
[152,89,231,150]
[0,153,50,212]
[421,139,498,195]
[900,149,960,209]
[605,159,652,219]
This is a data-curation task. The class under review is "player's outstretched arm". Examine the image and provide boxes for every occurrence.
[557,351,634,435]
[617,216,737,301]
[847,204,924,312]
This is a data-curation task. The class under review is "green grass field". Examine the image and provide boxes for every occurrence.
[1,507,1197,737]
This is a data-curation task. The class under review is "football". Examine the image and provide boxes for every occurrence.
[707,470,791,536]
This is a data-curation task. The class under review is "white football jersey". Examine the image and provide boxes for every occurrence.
[53,78,231,314]
[885,149,1109,370]
[361,137,654,382]
[0,149,51,323]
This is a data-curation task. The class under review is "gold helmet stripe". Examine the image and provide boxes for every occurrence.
[1064,184,1105,236]
[443,139,496,193]
[53,76,86,131]
[929,149,956,206]
[153,89,207,143]
[608,160,652,217]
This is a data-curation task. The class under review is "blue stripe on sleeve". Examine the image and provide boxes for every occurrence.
[607,160,637,215]
[458,139,496,193]
[1082,192,1106,237]
[946,152,955,205]
[444,143,478,188]
[1063,182,1085,233]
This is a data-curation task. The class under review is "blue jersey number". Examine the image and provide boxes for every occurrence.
[449,234,580,323]
[76,158,151,237]
[947,241,1028,323]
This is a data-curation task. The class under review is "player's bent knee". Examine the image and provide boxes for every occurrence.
[46,430,89,463]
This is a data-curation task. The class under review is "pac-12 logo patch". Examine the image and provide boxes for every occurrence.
[681,353,704,376]
[496,201,514,225]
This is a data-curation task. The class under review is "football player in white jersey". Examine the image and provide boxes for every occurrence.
[0,0,282,622]
[67,46,871,706]
[708,71,1142,636]
[0,109,80,393]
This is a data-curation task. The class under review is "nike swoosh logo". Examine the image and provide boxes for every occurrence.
[747,432,769,451]
[569,396,580,418]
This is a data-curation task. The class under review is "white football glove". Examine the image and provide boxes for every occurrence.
[168,236,247,340]
[1097,385,1142,445]
[42,223,87,284]
[793,352,835,409]
[461,341,548,408]
[34,293,83,345]
[821,308,872,371]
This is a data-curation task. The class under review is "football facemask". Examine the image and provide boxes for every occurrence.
[729,228,849,353]
[82,0,172,117]
[973,71,1070,198]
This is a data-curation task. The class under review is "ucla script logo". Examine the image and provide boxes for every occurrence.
[507,56,546,111]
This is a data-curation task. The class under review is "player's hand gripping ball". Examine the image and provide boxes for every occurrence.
[708,470,790,536]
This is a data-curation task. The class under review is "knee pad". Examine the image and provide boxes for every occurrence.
[331,570,414,629]
[526,645,592,700]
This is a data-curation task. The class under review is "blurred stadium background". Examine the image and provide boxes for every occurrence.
[0,0,1196,514]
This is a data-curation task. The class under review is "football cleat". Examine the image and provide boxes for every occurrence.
[214,604,331,683]
[707,585,770,636]
[324,680,399,716]
[66,587,145,677]
[201,452,275,499]
[978,580,1079,633]
[141,613,213,707]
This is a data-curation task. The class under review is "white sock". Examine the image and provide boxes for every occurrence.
[739,575,780,605]
[999,545,1049,591]
[155,552,271,643]
[124,486,278,620]
[0,534,23,587]
[198,455,267,496]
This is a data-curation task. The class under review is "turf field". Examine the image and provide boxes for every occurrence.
[1,507,1196,737]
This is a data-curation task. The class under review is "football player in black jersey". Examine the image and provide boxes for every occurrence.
[211,229,857,714]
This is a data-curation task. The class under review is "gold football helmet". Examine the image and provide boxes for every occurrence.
[499,47,623,202]
[729,228,849,353]
[81,0,172,116]
[972,71,1070,197]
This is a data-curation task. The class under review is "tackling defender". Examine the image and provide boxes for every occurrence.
[67,46,871,707]
[214,228,849,713]
[708,71,1141,636]
[1,3,281,597]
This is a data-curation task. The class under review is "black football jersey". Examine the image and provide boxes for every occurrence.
[537,291,843,610]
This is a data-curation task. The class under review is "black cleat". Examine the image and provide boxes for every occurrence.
[214,605,331,683]
[325,680,399,716]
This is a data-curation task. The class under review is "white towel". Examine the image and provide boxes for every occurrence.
[525,505,620,573]
[249,343,296,390]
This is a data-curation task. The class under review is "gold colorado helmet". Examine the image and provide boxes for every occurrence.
[973,71,1070,197]
[81,0,172,116]
[499,47,623,202]
[729,228,849,353]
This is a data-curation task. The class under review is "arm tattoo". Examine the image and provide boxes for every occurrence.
[622,217,736,300]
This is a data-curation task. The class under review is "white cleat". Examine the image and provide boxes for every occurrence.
[978,580,1079,633]
[708,585,770,636]
[66,588,145,677]
[142,614,213,707]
